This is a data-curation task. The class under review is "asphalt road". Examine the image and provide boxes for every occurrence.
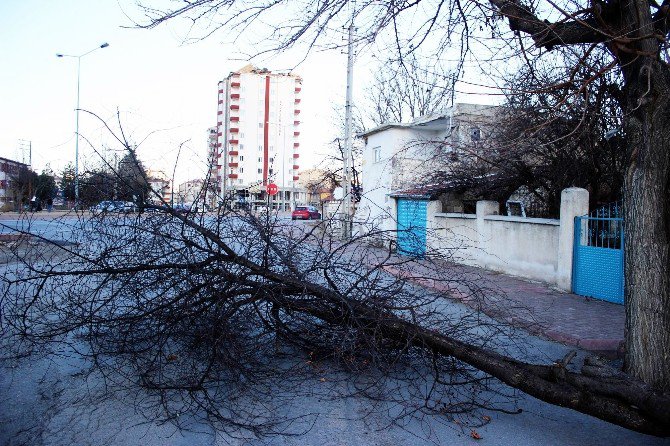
[1,213,668,446]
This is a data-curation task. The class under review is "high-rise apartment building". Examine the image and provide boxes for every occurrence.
[215,64,303,210]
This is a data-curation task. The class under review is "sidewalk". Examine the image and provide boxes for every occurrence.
[360,244,625,358]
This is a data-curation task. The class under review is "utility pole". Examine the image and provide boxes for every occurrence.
[18,139,33,201]
[342,8,355,239]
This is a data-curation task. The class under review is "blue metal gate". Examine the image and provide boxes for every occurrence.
[572,204,624,304]
[396,198,428,257]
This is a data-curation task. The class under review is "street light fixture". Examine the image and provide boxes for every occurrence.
[57,42,109,207]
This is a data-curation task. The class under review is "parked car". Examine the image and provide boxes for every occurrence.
[174,203,197,214]
[91,201,125,214]
[122,202,138,213]
[291,205,321,220]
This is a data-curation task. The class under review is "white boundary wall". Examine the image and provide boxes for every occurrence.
[426,188,589,291]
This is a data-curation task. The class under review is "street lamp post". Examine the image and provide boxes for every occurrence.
[57,42,109,207]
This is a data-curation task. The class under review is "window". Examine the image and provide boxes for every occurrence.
[269,157,274,163]
[240,155,244,161]
[373,146,382,162]
[258,146,263,152]
[240,167,244,173]
[258,157,262,162]
[258,123,263,128]
[240,133,245,138]
[239,144,244,150]
[269,169,273,175]
[257,168,262,174]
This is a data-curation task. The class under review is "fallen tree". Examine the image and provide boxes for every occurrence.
[1,194,668,438]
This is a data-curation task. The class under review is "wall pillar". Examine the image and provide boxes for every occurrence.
[476,201,499,267]
[557,187,589,291]
[388,197,398,242]
[425,200,443,255]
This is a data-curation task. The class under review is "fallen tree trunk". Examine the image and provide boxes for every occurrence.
[3,208,670,438]
[269,289,670,437]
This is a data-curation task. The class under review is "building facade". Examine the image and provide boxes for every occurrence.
[177,179,205,205]
[0,156,29,208]
[215,64,305,210]
[146,170,172,204]
[354,103,499,233]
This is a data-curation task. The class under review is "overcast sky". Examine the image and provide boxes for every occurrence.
[0,0,497,185]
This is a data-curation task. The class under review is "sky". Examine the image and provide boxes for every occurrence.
[0,0,497,185]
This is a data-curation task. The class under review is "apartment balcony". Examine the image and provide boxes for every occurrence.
[231,82,240,88]
[230,128,239,133]
[293,153,299,159]
[229,174,238,179]
[217,132,222,137]
[294,109,300,114]
[229,139,239,145]
[292,165,299,170]
[295,98,301,103]
[293,142,299,148]
[217,110,223,115]
[294,120,300,125]
[293,176,299,181]
[218,89,224,94]
[231,93,240,99]
[230,105,239,110]
[218,100,224,105]
[295,87,301,93]
[229,162,238,168]
[230,116,239,122]
[229,150,239,156]
[294,131,300,136]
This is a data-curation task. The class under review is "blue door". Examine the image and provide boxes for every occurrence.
[572,216,624,304]
[396,198,428,257]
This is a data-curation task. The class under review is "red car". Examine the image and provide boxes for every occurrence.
[292,205,321,220]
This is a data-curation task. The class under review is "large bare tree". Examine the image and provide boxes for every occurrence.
[364,54,454,126]
[134,0,670,393]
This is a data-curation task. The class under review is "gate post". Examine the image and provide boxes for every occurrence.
[557,188,589,291]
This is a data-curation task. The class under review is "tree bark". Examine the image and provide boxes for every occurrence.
[271,290,670,437]
[622,60,670,392]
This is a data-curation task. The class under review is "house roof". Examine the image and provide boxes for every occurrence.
[389,173,499,200]
[389,182,461,200]
[359,115,451,138]
[0,157,28,167]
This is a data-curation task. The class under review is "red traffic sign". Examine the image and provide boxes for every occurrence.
[266,183,279,196]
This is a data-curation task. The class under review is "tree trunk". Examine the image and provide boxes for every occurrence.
[623,60,670,391]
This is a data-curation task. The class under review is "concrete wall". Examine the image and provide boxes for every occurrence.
[427,188,589,290]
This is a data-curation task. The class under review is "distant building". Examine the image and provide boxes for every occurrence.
[177,179,205,204]
[0,156,29,208]
[299,168,337,204]
[146,170,172,204]
[214,64,306,210]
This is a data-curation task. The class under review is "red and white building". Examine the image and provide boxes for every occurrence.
[214,64,305,210]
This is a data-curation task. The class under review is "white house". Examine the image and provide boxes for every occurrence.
[354,103,498,235]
